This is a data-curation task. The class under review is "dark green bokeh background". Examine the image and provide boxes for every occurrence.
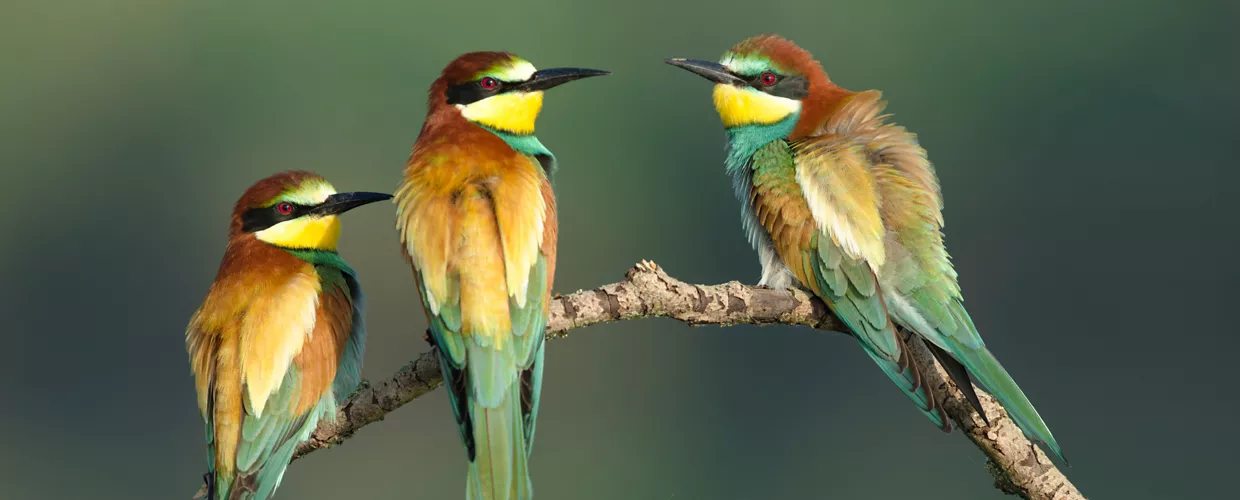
[2,0,1236,498]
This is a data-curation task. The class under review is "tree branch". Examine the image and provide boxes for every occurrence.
[193,261,1083,500]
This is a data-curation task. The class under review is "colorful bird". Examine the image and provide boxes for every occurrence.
[395,52,607,499]
[666,35,1063,461]
[186,171,390,499]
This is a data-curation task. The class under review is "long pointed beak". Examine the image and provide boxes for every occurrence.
[665,58,745,86]
[311,191,392,216]
[515,67,611,92]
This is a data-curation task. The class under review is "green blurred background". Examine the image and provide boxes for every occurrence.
[2,0,1236,498]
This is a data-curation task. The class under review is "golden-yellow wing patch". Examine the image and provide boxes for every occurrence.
[185,245,325,473]
[238,270,321,417]
[821,89,957,299]
[792,138,886,270]
[397,138,547,344]
[396,147,462,315]
[454,182,513,340]
[491,161,546,308]
[825,90,943,215]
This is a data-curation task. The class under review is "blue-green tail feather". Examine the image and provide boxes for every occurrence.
[420,256,547,500]
[946,336,1064,462]
[910,300,1065,462]
[464,362,535,500]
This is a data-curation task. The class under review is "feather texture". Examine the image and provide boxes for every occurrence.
[744,139,948,429]
[845,92,1062,459]
[792,138,886,270]
[188,233,366,499]
[704,35,1062,461]
[397,71,556,498]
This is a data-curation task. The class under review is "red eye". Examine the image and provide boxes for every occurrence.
[760,72,778,86]
[276,202,294,215]
[480,77,498,90]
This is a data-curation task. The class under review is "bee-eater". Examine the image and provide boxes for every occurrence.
[395,52,608,499]
[186,171,390,499]
[667,35,1063,461]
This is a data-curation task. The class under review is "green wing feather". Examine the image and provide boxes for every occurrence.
[418,268,472,454]
[507,256,547,448]
[210,364,334,500]
[748,139,947,430]
[807,232,948,430]
[419,255,547,500]
[876,161,1064,460]
[210,253,358,500]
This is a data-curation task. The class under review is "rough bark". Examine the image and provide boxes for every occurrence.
[193,261,1083,500]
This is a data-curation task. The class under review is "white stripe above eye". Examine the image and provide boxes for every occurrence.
[284,181,337,206]
[493,60,537,82]
[720,55,770,76]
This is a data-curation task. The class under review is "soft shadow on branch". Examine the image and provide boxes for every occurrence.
[194,261,1083,500]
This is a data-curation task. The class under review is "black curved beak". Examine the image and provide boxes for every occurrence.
[665,58,745,86]
[515,67,611,92]
[311,191,393,216]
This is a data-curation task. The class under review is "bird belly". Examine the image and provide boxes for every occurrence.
[755,238,796,289]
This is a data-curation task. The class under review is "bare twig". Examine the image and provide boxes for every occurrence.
[193,261,1083,500]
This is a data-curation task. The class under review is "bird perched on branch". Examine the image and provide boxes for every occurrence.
[395,52,608,499]
[186,171,390,499]
[666,35,1063,462]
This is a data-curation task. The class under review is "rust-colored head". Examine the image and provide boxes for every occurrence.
[422,51,609,136]
[726,35,826,79]
[426,51,529,105]
[666,34,851,138]
[226,170,390,251]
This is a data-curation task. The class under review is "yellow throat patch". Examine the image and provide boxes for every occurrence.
[460,91,544,135]
[256,215,342,251]
[713,84,800,128]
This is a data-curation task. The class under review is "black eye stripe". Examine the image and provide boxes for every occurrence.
[240,202,311,233]
[748,73,777,86]
[744,73,811,100]
[446,78,509,106]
